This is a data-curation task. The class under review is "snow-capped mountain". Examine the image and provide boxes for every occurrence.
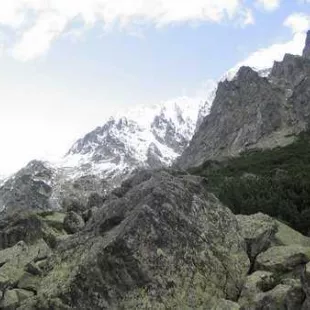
[56,96,209,183]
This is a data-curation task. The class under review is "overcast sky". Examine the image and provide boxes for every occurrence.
[1,0,310,176]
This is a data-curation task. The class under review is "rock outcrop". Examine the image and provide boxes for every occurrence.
[0,169,310,309]
[0,161,55,217]
[0,161,107,219]
[0,169,250,309]
[177,33,310,169]
[303,30,310,60]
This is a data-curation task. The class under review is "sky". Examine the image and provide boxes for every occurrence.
[1,0,310,176]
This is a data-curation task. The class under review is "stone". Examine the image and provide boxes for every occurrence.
[211,299,240,309]
[0,239,51,287]
[254,284,305,310]
[0,160,54,217]
[236,213,277,262]
[41,212,66,231]
[0,289,34,309]
[238,271,276,308]
[25,262,42,276]
[63,211,85,234]
[0,213,44,250]
[23,170,250,309]
[18,272,40,292]
[0,289,20,309]
[302,297,310,310]
[301,261,310,296]
[255,244,310,273]
[15,289,35,302]
[303,30,310,59]
[273,220,310,247]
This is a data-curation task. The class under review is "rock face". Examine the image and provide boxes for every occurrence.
[0,161,55,217]
[0,161,108,219]
[236,213,310,309]
[63,211,85,234]
[177,35,310,169]
[303,30,310,59]
[62,97,207,184]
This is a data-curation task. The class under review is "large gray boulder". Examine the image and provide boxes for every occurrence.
[237,213,277,262]
[18,169,250,309]
[255,245,310,273]
[63,211,85,234]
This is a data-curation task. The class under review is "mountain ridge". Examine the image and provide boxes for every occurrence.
[177,32,310,169]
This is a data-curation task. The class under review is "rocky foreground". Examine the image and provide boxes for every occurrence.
[0,169,310,309]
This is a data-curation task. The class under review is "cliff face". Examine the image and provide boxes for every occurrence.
[177,34,310,169]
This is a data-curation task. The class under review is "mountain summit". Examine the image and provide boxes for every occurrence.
[58,97,208,184]
[303,30,310,59]
[177,33,310,169]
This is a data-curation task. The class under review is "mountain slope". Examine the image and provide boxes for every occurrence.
[59,96,207,183]
[177,33,310,169]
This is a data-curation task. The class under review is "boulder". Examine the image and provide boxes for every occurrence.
[238,271,276,308]
[0,239,51,287]
[22,170,250,309]
[255,244,310,273]
[253,283,305,310]
[236,213,277,261]
[40,212,66,231]
[301,261,310,296]
[0,289,34,310]
[18,272,40,292]
[63,211,85,234]
[0,211,68,251]
[273,220,310,247]
[211,299,240,310]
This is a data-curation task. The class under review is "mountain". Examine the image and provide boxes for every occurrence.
[0,32,306,216]
[3,29,310,310]
[0,96,210,215]
[58,96,208,184]
[177,32,310,169]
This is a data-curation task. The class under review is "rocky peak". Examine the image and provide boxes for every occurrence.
[177,35,310,169]
[61,97,205,184]
[270,53,310,90]
[235,66,261,81]
[303,30,310,59]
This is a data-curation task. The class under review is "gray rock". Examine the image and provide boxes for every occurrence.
[236,213,277,262]
[177,34,310,169]
[238,271,276,308]
[274,220,310,247]
[301,261,310,296]
[253,283,305,310]
[0,161,54,217]
[63,211,85,234]
[0,289,20,309]
[211,299,240,309]
[303,30,310,59]
[255,245,310,273]
[22,169,250,309]
[0,289,34,310]
[18,272,40,292]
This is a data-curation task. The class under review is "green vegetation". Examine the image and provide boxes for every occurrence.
[190,132,310,235]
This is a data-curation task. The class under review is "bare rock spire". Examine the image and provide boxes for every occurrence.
[302,30,310,59]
